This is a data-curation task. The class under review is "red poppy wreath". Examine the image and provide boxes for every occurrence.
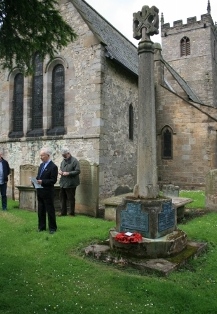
[115,232,143,243]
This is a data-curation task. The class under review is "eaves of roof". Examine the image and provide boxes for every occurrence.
[71,0,138,75]
[163,59,203,105]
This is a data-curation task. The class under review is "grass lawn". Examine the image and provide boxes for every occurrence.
[0,193,217,314]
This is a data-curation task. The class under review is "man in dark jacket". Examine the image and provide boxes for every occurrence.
[0,150,10,210]
[58,148,80,216]
[36,147,58,234]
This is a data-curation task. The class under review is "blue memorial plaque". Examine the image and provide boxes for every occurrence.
[158,201,175,232]
[120,202,149,234]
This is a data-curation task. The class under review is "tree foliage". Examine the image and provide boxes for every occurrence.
[0,0,77,74]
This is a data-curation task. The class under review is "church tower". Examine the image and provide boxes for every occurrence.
[161,1,217,107]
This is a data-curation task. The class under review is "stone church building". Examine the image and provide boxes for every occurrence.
[0,0,217,202]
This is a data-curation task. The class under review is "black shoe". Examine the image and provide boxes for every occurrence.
[38,229,46,232]
[49,230,56,234]
[69,213,75,216]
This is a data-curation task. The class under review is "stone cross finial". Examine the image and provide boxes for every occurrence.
[133,5,159,41]
[207,0,211,14]
[161,12,164,25]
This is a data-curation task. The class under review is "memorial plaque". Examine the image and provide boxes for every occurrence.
[158,201,175,232]
[120,202,149,234]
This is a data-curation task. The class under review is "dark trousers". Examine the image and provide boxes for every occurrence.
[0,183,7,210]
[37,189,57,231]
[60,187,76,215]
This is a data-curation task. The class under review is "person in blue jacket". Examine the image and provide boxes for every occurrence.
[0,150,10,210]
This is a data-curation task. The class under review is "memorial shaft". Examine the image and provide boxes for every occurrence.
[133,5,159,198]
[137,41,158,198]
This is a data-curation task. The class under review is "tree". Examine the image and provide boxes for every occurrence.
[0,0,77,74]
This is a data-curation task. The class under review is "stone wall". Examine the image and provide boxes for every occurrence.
[99,60,138,199]
[156,83,217,189]
[0,1,139,201]
[3,139,101,200]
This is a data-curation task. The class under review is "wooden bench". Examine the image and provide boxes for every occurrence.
[102,193,193,221]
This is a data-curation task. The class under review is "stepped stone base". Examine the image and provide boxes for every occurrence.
[109,229,188,258]
[84,240,207,276]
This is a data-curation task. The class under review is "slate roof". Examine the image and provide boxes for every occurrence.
[71,0,138,75]
[163,60,203,104]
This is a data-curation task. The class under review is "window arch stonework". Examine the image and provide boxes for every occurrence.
[47,63,65,136]
[161,126,173,159]
[27,53,44,137]
[9,73,24,138]
[180,36,190,57]
[129,104,134,140]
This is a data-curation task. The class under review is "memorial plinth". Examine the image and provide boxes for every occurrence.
[116,197,176,238]
[109,197,187,258]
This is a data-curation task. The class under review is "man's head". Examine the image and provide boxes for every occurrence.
[61,148,71,159]
[40,147,52,162]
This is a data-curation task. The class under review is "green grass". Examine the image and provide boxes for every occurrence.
[1,194,217,314]
[179,190,205,208]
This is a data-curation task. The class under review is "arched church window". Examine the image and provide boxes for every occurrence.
[162,126,173,159]
[47,64,65,135]
[27,52,44,136]
[180,37,190,56]
[129,104,134,140]
[9,73,24,138]
[52,64,65,130]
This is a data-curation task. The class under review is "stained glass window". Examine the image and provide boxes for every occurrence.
[32,53,43,129]
[13,73,24,132]
[129,104,134,140]
[52,64,65,128]
[162,127,173,159]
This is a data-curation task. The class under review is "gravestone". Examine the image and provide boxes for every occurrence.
[76,160,99,217]
[16,164,38,210]
[16,164,60,211]
[162,184,179,197]
[20,164,38,186]
[205,169,217,210]
[7,168,15,200]
[114,185,132,196]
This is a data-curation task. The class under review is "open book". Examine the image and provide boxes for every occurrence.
[31,177,43,189]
